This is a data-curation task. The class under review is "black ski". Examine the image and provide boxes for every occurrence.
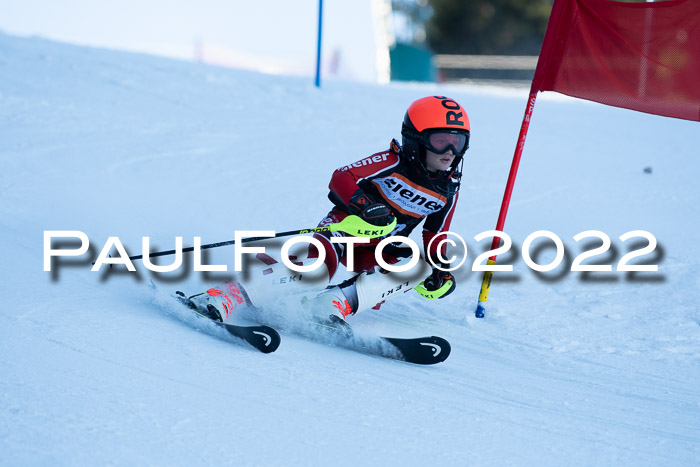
[314,318,450,365]
[174,292,280,354]
[381,335,450,365]
[209,319,280,354]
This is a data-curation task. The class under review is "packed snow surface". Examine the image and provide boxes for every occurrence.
[1,32,699,466]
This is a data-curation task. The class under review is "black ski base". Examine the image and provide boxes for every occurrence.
[316,318,450,365]
[175,292,280,354]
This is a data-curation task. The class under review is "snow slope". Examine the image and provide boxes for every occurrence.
[1,32,699,466]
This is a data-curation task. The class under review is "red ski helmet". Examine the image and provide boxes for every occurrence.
[401,96,470,173]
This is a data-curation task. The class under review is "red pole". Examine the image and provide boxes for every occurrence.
[475,91,538,318]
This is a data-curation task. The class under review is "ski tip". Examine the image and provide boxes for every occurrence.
[385,335,451,365]
[412,336,450,364]
[253,326,281,354]
[427,336,451,364]
[219,323,281,354]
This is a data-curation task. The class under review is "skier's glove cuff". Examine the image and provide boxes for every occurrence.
[415,265,456,300]
[348,190,395,227]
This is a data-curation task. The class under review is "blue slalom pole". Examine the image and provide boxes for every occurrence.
[315,0,323,87]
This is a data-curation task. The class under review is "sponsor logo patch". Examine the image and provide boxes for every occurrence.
[339,153,390,171]
[373,175,447,217]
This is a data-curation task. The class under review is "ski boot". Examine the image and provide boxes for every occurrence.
[178,288,234,322]
[304,287,355,338]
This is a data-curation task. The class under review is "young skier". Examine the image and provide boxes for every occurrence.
[187,95,470,325]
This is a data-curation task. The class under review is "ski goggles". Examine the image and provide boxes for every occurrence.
[422,129,470,156]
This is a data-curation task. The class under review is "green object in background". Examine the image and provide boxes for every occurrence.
[390,42,436,82]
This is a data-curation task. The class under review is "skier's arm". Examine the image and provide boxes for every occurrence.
[329,169,363,207]
[328,148,400,206]
[416,192,459,299]
[422,191,459,261]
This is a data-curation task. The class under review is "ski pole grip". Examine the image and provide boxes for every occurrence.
[332,215,396,238]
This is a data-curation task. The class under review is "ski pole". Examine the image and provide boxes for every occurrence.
[128,215,397,261]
